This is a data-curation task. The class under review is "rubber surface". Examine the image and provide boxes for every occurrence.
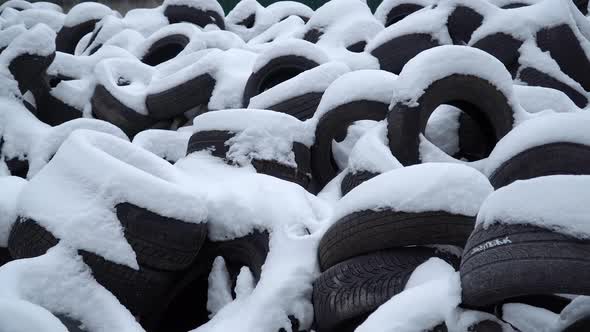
[30,75,83,126]
[383,3,424,27]
[312,100,389,187]
[489,142,590,189]
[388,74,514,165]
[8,52,55,93]
[518,67,588,108]
[116,203,208,271]
[262,92,323,121]
[313,247,459,332]
[340,170,379,196]
[56,20,99,54]
[242,55,320,107]
[141,34,190,66]
[318,209,475,271]
[447,6,483,45]
[164,5,225,29]
[91,84,155,138]
[472,33,523,78]
[370,33,440,75]
[146,73,215,120]
[460,223,590,308]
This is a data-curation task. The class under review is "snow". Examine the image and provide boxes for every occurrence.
[133,22,200,60]
[0,245,144,332]
[477,175,590,239]
[405,257,457,290]
[1,8,64,31]
[556,296,590,331]
[0,176,27,247]
[48,45,136,79]
[17,130,207,269]
[123,8,169,37]
[31,2,64,13]
[484,112,590,177]
[513,85,581,114]
[191,109,310,167]
[0,97,50,161]
[207,256,233,318]
[27,118,127,178]
[101,29,146,53]
[309,69,398,127]
[246,16,305,50]
[50,78,93,111]
[355,258,461,332]
[0,299,69,332]
[303,0,372,34]
[0,0,32,12]
[247,61,350,109]
[251,39,330,74]
[502,303,559,332]
[373,0,433,26]
[94,57,155,115]
[346,121,402,174]
[235,267,255,300]
[391,46,520,113]
[424,105,462,157]
[62,2,114,28]
[225,0,270,42]
[132,129,192,163]
[162,0,224,15]
[332,163,493,222]
[331,120,378,170]
[0,23,56,67]
[0,24,26,52]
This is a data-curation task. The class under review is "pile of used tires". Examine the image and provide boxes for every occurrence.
[1,0,590,331]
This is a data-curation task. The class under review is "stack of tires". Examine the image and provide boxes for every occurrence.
[1,0,590,331]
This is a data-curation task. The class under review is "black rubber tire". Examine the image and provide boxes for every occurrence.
[518,67,588,108]
[312,100,389,188]
[30,75,82,126]
[382,3,424,28]
[460,223,590,308]
[499,2,531,9]
[56,20,99,54]
[495,294,572,318]
[91,84,155,138]
[564,318,590,332]
[187,130,312,189]
[146,74,215,120]
[55,314,87,332]
[116,203,207,271]
[141,34,190,67]
[536,24,590,93]
[261,92,324,121]
[340,170,379,196]
[164,5,225,29]
[236,13,256,28]
[574,0,589,14]
[313,247,459,332]
[370,33,440,75]
[303,29,323,43]
[318,209,475,271]
[8,219,176,316]
[387,74,514,165]
[472,33,523,78]
[242,55,320,107]
[141,231,269,332]
[8,52,55,94]
[455,111,492,162]
[0,247,11,267]
[447,6,484,45]
[489,142,590,189]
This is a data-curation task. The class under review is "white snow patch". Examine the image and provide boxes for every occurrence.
[0,176,26,247]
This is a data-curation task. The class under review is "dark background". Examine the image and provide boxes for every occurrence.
[6,0,383,14]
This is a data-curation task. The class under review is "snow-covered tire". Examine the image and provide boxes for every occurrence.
[116,203,208,271]
[55,20,100,54]
[489,142,590,189]
[91,85,156,138]
[472,33,523,77]
[313,247,459,332]
[380,3,425,28]
[536,24,590,93]
[186,130,312,189]
[55,315,87,332]
[340,170,378,196]
[518,67,588,108]
[242,55,321,107]
[30,76,82,126]
[163,5,225,29]
[318,209,474,271]
[146,74,215,120]
[2,156,28,179]
[460,223,590,308]
[7,52,55,94]
[574,0,589,14]
[370,33,440,75]
[142,231,269,331]
[447,6,484,45]
[312,101,389,187]
[388,74,514,165]
[261,92,324,121]
[8,219,178,315]
[141,34,191,67]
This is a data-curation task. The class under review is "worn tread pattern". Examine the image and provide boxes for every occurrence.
[313,247,459,331]
[319,209,474,271]
[265,92,323,121]
[489,142,590,189]
[116,203,207,271]
[340,171,379,197]
[460,223,590,308]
